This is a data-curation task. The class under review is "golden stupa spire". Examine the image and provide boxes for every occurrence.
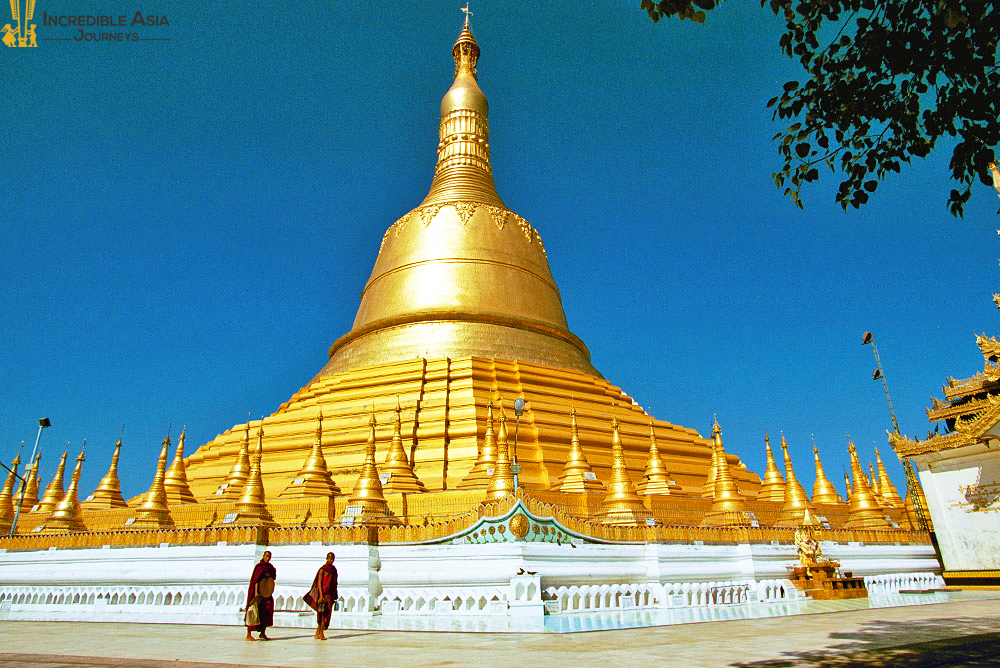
[344,406,398,525]
[845,440,889,529]
[486,405,516,500]
[701,417,749,526]
[776,433,816,526]
[758,433,786,502]
[318,14,596,378]
[163,428,196,505]
[212,419,252,501]
[35,448,68,514]
[557,406,604,493]
[16,453,41,511]
[875,448,903,506]
[844,470,853,505]
[381,399,426,493]
[811,438,842,504]
[280,408,341,498]
[461,398,500,488]
[598,411,648,524]
[637,417,672,496]
[0,454,21,533]
[42,444,87,532]
[420,7,502,208]
[234,421,277,526]
[84,431,127,509]
[131,434,174,529]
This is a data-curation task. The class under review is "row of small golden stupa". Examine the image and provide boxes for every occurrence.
[0,399,921,534]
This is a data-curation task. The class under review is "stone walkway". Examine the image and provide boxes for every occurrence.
[1,597,998,667]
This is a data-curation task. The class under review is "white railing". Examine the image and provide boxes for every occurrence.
[863,572,944,595]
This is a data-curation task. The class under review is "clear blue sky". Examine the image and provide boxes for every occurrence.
[2,1,996,502]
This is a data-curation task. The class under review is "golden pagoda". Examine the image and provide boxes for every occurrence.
[811,441,842,504]
[775,434,816,526]
[845,441,889,529]
[233,423,277,527]
[556,407,603,493]
[42,445,87,533]
[460,399,499,489]
[701,438,719,498]
[148,14,761,517]
[164,429,196,505]
[598,414,649,525]
[843,471,852,505]
[131,436,174,529]
[0,454,20,533]
[84,436,126,510]
[279,409,341,498]
[875,448,903,506]
[758,433,786,502]
[210,421,252,502]
[637,417,673,496]
[701,418,749,526]
[343,408,399,526]
[485,407,516,501]
[380,401,426,494]
[34,449,68,514]
[15,453,40,511]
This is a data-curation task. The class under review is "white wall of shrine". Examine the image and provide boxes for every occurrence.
[915,437,1000,573]
[0,538,940,625]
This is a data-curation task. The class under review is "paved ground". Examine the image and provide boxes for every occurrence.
[1,597,998,667]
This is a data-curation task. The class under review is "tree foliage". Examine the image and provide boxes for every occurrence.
[641,0,1000,217]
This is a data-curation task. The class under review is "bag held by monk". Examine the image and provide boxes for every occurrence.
[244,595,261,627]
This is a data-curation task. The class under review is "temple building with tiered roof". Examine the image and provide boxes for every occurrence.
[891,319,1000,586]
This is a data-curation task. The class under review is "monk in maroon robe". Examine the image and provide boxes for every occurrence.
[245,550,276,641]
[303,552,338,640]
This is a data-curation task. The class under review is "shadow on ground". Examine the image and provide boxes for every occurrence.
[731,616,1000,667]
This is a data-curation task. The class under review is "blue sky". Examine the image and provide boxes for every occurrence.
[2,1,996,502]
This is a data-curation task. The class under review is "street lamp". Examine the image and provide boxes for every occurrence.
[11,418,50,537]
[512,397,524,489]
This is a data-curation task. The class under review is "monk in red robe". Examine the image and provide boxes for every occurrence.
[245,550,276,641]
[303,552,338,640]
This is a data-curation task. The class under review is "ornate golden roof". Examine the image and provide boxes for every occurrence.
[319,17,596,377]
[701,418,749,527]
[556,407,604,493]
[42,446,87,533]
[84,437,126,510]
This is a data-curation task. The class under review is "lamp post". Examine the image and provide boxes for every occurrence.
[512,397,524,489]
[862,332,929,532]
[11,418,50,537]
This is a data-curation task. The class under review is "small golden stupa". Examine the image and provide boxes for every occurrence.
[460,399,499,489]
[42,445,87,533]
[380,401,426,494]
[15,453,40,511]
[234,424,277,527]
[83,436,126,509]
[701,418,749,526]
[845,441,890,529]
[598,414,649,525]
[485,408,516,501]
[556,407,603,493]
[279,409,341,498]
[776,434,816,526]
[636,418,673,496]
[811,442,842,504]
[164,429,196,505]
[758,434,786,502]
[34,449,67,514]
[131,436,174,529]
[875,448,903,506]
[343,408,399,526]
